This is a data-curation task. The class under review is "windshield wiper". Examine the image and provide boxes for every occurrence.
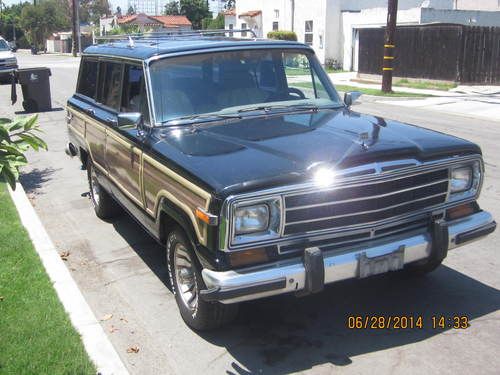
[237,104,316,113]
[163,113,242,125]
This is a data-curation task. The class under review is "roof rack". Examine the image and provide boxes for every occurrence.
[94,29,257,44]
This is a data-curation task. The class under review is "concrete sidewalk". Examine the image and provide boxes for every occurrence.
[329,72,500,122]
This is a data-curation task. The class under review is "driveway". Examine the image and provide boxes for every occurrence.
[2,52,499,375]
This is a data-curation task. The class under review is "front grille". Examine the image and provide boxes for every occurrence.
[283,169,449,236]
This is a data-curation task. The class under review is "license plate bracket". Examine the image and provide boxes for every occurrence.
[359,245,405,278]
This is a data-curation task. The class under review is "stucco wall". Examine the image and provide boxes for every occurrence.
[421,8,500,25]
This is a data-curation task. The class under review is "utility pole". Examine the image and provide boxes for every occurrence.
[381,0,398,93]
[71,0,78,57]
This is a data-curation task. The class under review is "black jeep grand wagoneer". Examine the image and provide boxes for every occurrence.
[66,31,496,330]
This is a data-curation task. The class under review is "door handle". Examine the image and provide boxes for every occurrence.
[85,107,94,116]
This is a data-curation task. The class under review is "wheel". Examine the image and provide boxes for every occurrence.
[87,162,120,219]
[22,99,38,113]
[402,258,443,277]
[167,228,238,330]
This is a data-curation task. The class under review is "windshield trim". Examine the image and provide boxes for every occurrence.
[145,46,342,127]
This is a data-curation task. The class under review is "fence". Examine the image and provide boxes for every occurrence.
[358,24,500,84]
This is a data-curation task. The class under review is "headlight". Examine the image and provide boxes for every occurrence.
[231,197,282,245]
[234,204,269,234]
[450,166,472,193]
[449,161,482,202]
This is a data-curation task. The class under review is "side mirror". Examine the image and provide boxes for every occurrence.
[344,91,363,107]
[117,112,143,129]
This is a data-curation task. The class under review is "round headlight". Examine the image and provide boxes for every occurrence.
[451,166,472,193]
[234,204,269,235]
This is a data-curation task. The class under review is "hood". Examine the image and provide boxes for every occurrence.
[149,109,481,197]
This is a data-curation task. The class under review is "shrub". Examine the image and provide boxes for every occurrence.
[0,115,47,189]
[267,30,297,41]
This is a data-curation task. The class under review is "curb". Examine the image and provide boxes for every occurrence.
[8,183,129,375]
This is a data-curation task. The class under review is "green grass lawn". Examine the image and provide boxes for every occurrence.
[292,82,430,97]
[395,79,457,91]
[0,183,96,374]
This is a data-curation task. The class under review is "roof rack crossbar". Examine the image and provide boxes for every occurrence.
[94,29,257,43]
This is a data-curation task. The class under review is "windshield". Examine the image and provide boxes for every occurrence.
[0,40,10,51]
[149,49,342,124]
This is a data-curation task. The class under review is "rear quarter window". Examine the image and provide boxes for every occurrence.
[77,59,98,99]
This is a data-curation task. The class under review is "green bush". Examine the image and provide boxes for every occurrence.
[267,30,297,41]
[0,115,46,189]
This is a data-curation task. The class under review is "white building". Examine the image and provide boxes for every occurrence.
[128,0,170,15]
[225,0,500,70]
[208,0,226,18]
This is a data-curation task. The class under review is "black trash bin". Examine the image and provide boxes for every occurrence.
[16,67,52,113]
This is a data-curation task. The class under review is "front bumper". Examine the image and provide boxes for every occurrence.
[0,65,17,74]
[201,211,496,304]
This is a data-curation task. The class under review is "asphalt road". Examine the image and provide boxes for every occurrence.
[2,52,499,375]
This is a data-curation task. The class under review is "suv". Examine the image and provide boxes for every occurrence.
[66,31,496,330]
[0,37,17,83]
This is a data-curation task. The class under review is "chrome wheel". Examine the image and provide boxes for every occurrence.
[90,167,100,207]
[174,243,198,312]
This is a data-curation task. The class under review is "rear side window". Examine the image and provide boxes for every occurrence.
[98,61,123,110]
[77,59,98,99]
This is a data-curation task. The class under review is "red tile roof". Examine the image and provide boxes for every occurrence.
[223,9,236,16]
[239,10,262,18]
[117,14,191,27]
[150,15,192,27]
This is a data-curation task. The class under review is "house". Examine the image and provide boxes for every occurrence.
[225,0,500,70]
[100,14,192,34]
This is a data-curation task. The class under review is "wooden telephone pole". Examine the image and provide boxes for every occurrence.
[71,0,78,57]
[382,0,398,92]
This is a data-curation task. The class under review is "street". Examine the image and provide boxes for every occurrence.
[2,52,499,375]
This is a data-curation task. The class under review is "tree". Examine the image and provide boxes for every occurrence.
[224,0,235,10]
[20,0,70,49]
[164,1,180,15]
[127,5,135,15]
[180,0,210,29]
[115,6,122,16]
[0,115,47,190]
[202,13,224,30]
[79,0,111,25]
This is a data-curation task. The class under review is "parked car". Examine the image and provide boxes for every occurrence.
[0,36,18,84]
[65,32,496,330]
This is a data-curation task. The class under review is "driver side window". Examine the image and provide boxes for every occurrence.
[283,53,329,100]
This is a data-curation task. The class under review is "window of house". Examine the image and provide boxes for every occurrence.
[228,23,234,37]
[272,22,279,31]
[241,23,247,37]
[98,61,123,110]
[305,20,313,45]
[77,59,98,99]
[274,9,279,18]
[121,64,150,124]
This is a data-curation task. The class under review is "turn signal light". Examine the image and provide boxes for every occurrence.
[446,203,475,221]
[229,248,269,268]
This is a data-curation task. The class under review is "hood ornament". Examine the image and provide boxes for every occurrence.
[358,132,370,150]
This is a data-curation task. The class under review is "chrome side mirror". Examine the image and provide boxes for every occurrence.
[117,112,143,129]
[344,91,363,107]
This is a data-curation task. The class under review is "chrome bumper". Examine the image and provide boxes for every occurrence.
[202,211,496,304]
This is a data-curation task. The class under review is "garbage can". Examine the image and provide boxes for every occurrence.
[16,67,52,113]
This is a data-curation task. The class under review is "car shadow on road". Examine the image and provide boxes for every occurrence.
[110,214,500,374]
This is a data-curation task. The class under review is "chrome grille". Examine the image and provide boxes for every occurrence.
[283,169,449,236]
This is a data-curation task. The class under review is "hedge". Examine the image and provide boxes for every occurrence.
[267,30,298,41]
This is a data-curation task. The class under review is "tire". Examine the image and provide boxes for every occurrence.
[167,228,238,330]
[87,162,120,220]
[402,258,443,277]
